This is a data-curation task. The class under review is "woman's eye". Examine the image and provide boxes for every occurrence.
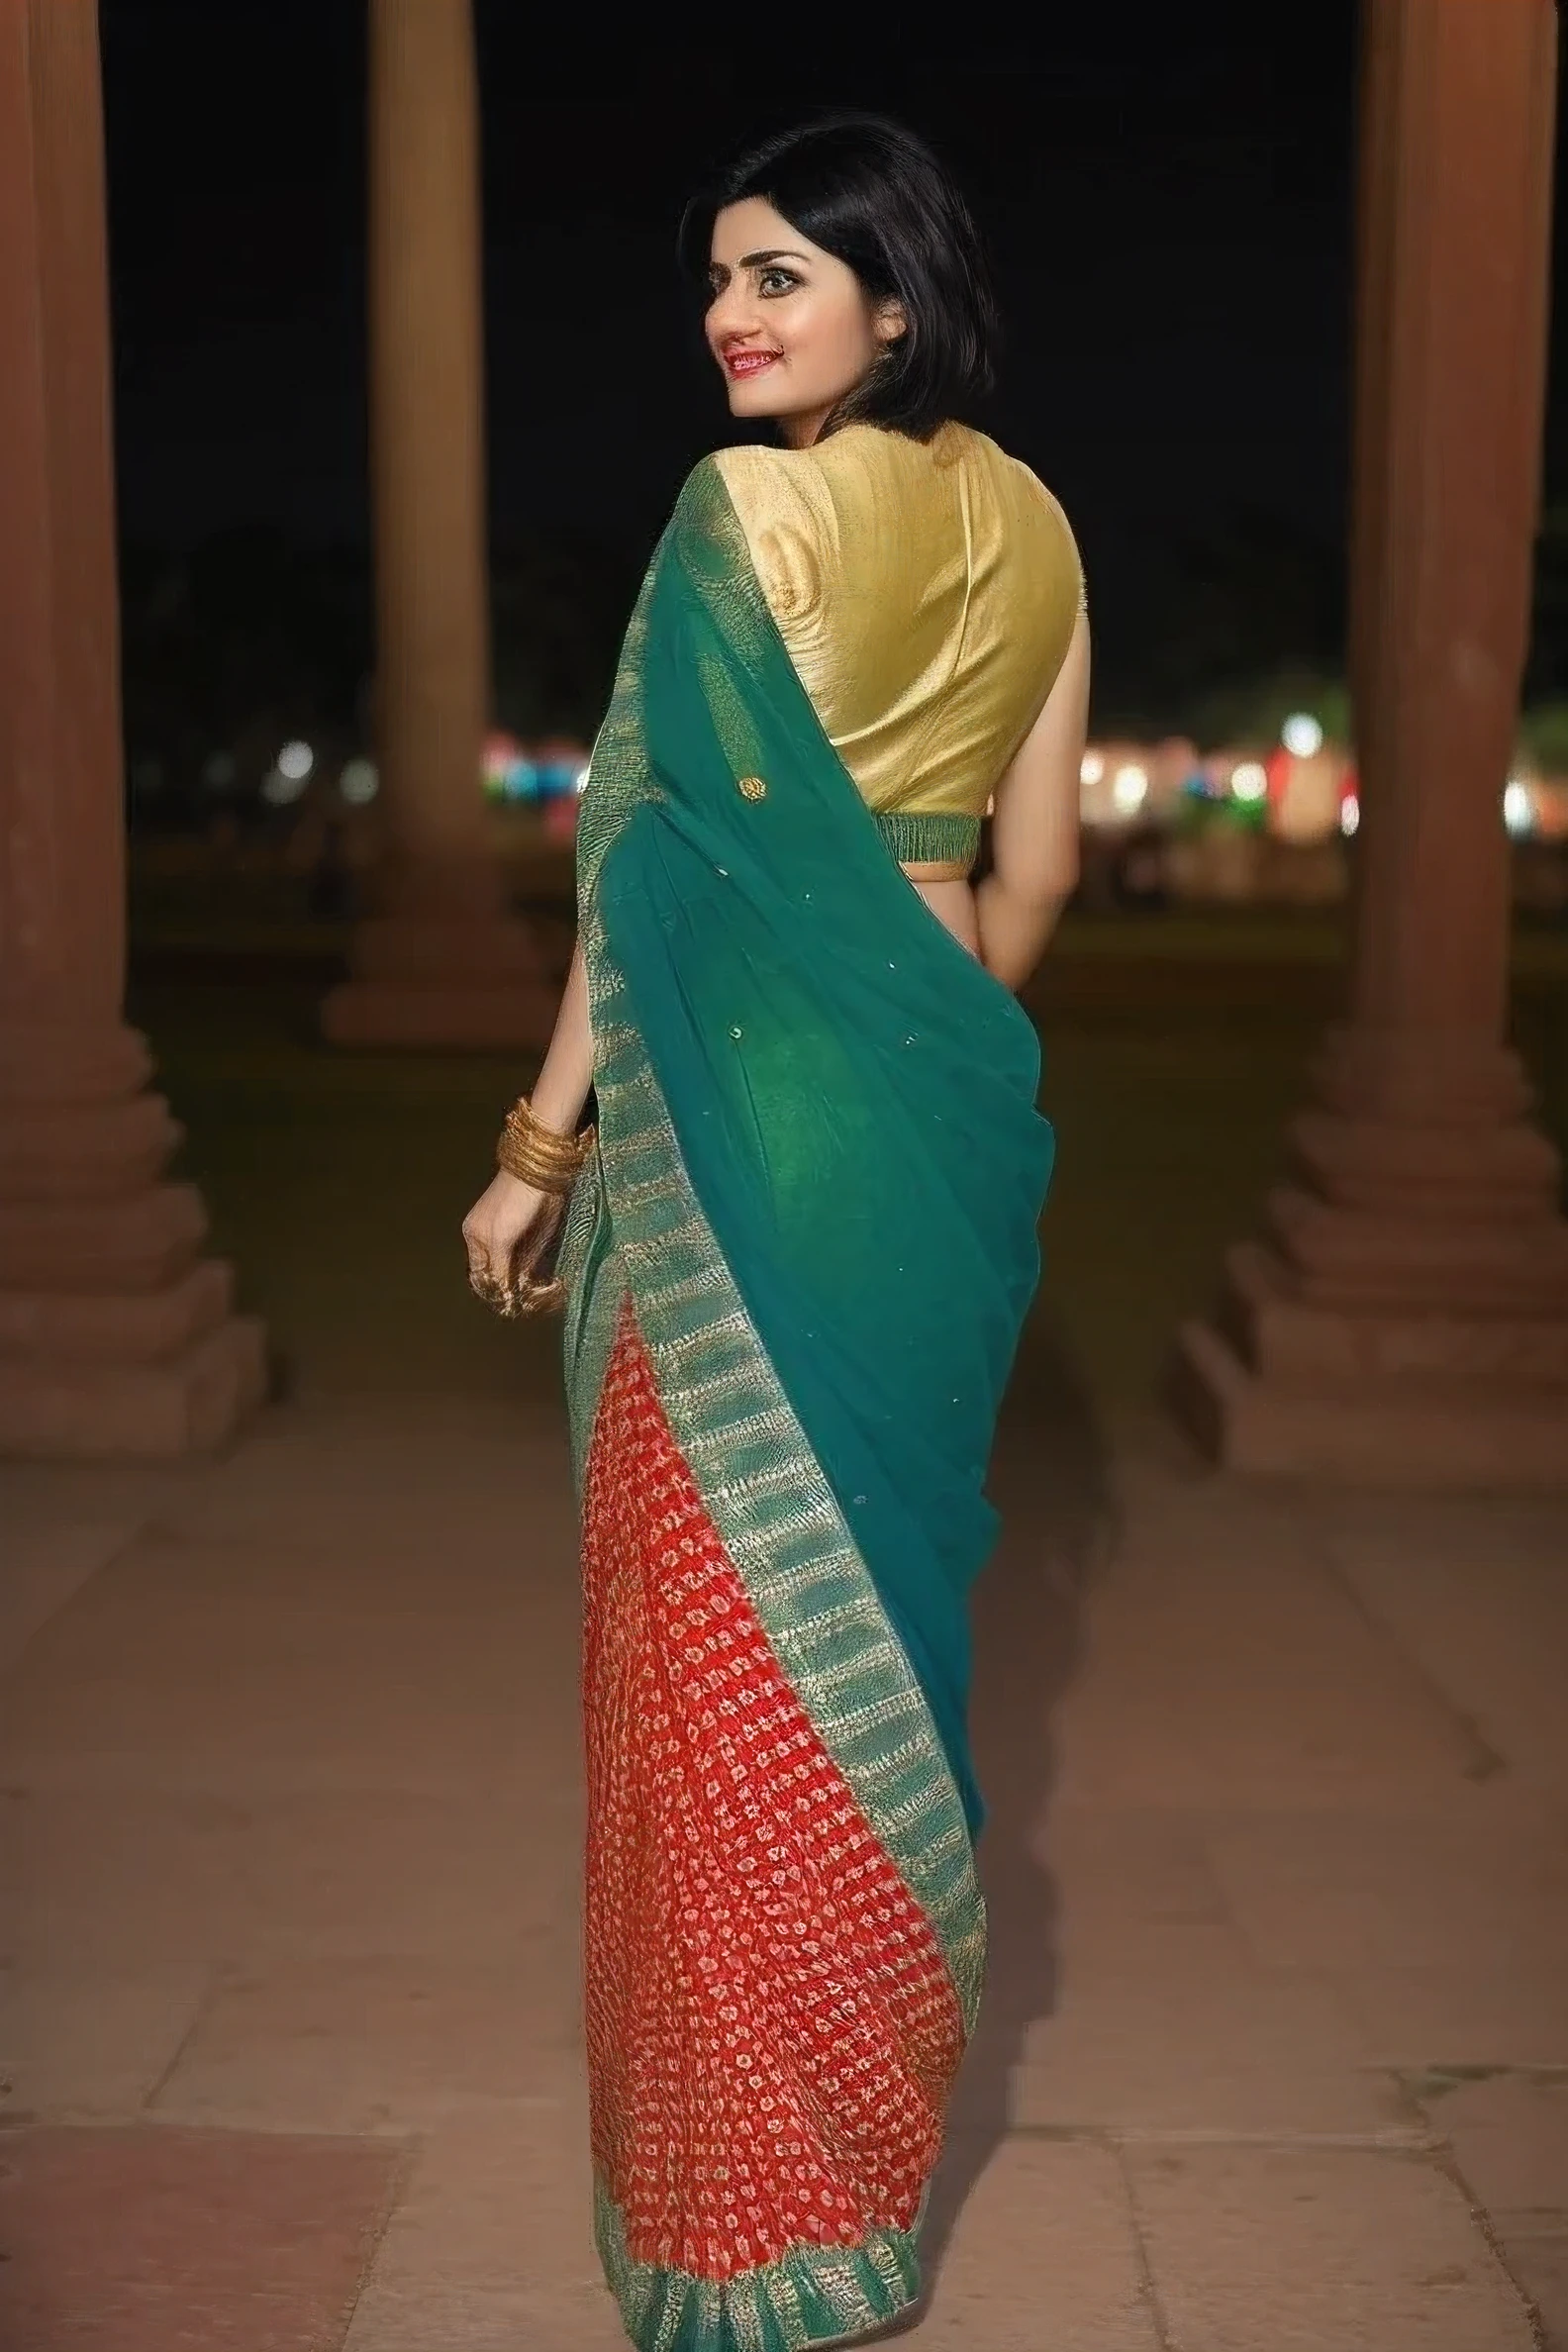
[757,267,799,297]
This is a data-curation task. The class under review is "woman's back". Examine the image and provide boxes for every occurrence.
[468,113,1090,2352]
[715,422,1082,873]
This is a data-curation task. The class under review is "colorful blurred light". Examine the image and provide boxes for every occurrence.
[1281,712,1324,758]
[482,731,528,798]
[482,731,590,802]
[1231,761,1268,804]
[1339,792,1360,836]
[277,739,315,782]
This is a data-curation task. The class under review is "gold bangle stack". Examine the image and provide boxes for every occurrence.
[495,1097,595,1194]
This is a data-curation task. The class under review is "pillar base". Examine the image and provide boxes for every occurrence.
[0,1310,267,1458]
[322,911,556,1049]
[0,1023,267,1460]
[1172,1051,1568,1488]
[1173,1253,1568,1488]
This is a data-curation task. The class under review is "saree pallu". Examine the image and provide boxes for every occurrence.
[557,457,1055,2352]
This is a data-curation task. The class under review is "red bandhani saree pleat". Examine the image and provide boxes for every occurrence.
[582,1293,965,2343]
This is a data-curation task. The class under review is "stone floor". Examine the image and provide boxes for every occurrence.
[2,1346,1566,2351]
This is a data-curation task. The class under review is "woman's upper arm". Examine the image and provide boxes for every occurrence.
[989,610,1091,902]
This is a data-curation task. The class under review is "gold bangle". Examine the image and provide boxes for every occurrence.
[496,1150,579,1196]
[500,1095,588,1161]
[495,1099,593,1195]
[497,1139,577,1194]
[498,1112,581,1171]
[496,1131,580,1185]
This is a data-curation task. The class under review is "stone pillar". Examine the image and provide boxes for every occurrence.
[323,0,552,1048]
[1174,0,1568,1486]
[0,0,265,1455]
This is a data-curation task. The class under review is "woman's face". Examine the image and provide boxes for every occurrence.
[705,197,904,447]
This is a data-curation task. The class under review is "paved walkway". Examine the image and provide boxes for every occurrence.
[2,1339,1566,2350]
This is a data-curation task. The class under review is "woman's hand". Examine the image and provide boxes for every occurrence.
[463,943,595,1310]
[461,1170,560,1303]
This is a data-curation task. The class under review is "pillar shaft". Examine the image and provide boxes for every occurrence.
[1174,0,1568,1487]
[1346,0,1556,1058]
[0,0,264,1457]
[0,0,124,1024]
[368,0,491,897]
[324,0,553,1047]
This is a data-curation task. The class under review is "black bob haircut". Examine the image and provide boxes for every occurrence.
[677,113,1000,444]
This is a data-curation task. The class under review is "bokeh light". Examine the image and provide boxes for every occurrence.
[340,757,379,806]
[1281,712,1324,757]
[1503,779,1535,836]
[1112,762,1149,814]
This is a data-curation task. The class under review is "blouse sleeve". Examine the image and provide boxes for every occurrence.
[1026,470,1087,619]
[711,444,835,629]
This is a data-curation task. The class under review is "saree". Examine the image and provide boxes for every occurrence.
[557,454,1056,2351]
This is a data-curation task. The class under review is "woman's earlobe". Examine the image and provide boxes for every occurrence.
[876,301,909,347]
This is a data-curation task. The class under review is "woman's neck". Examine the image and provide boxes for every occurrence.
[778,406,833,449]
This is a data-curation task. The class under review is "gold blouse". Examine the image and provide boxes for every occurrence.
[714,422,1083,876]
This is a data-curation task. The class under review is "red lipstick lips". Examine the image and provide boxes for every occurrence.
[725,346,782,379]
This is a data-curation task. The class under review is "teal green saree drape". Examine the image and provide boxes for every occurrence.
[558,457,1055,2352]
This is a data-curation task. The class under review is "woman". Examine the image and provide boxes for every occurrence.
[463,113,1088,2352]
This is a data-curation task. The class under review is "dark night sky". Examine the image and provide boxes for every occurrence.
[97,4,1568,706]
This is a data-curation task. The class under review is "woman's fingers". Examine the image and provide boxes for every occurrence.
[461,1176,565,1316]
[461,1210,501,1289]
[462,1188,539,1290]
